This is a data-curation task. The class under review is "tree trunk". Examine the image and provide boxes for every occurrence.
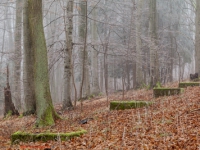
[28,0,59,127]
[149,0,159,87]
[23,0,36,115]
[195,0,200,74]
[4,65,19,117]
[79,0,90,100]
[130,0,136,89]
[91,6,100,95]
[63,0,73,110]
[14,0,23,111]
[136,0,143,88]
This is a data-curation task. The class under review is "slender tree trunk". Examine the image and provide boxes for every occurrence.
[100,58,104,92]
[79,0,90,100]
[136,0,143,88]
[130,0,136,89]
[91,6,100,95]
[149,0,159,87]
[14,0,23,111]
[23,0,36,115]
[126,61,130,90]
[63,0,73,110]
[169,34,173,82]
[28,0,59,126]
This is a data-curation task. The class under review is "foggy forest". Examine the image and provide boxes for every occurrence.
[0,0,199,149]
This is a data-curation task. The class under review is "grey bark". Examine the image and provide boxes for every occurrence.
[195,0,200,74]
[149,0,159,87]
[23,0,36,114]
[136,0,143,87]
[14,0,23,110]
[63,0,73,110]
[91,6,100,95]
[79,0,90,99]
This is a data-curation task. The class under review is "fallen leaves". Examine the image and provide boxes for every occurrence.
[0,85,199,149]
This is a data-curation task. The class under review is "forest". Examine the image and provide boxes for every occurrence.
[0,0,199,149]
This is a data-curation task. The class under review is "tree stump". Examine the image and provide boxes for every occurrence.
[179,82,200,88]
[4,86,19,116]
[4,65,19,116]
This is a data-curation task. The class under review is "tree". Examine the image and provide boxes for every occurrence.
[23,0,36,115]
[14,0,23,110]
[195,0,200,74]
[91,3,100,95]
[63,0,73,110]
[149,0,159,87]
[136,0,144,87]
[4,65,19,116]
[79,0,90,99]
[28,0,59,126]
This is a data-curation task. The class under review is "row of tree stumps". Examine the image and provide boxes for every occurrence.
[4,65,19,116]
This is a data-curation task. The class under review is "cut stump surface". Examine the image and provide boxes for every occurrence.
[11,130,87,144]
[179,82,200,88]
[153,88,184,98]
[110,101,152,110]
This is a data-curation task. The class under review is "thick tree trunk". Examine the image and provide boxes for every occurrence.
[23,0,36,115]
[195,0,200,74]
[14,0,23,111]
[28,0,59,127]
[63,0,73,110]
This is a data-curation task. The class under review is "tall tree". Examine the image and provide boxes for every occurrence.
[195,0,200,74]
[79,0,90,99]
[91,4,100,95]
[136,0,143,87]
[28,0,59,126]
[149,0,159,87]
[23,0,35,115]
[14,0,23,110]
[63,0,73,110]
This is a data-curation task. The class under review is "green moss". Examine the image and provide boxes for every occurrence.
[36,106,55,127]
[11,130,87,144]
[155,82,162,88]
[5,110,12,118]
[179,82,200,88]
[110,101,152,110]
[153,88,183,98]
[18,114,23,118]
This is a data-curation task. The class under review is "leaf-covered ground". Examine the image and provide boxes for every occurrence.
[0,83,199,149]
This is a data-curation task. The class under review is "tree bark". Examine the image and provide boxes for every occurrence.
[136,0,143,87]
[63,0,73,110]
[91,5,100,95]
[195,0,200,74]
[79,0,90,100]
[4,65,19,117]
[149,0,159,87]
[14,0,23,111]
[23,0,36,115]
[28,0,59,126]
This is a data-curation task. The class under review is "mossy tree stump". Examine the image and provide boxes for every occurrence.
[110,101,152,110]
[11,130,87,144]
[179,82,200,88]
[153,88,184,98]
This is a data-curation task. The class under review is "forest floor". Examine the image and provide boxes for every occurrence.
[0,82,200,149]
